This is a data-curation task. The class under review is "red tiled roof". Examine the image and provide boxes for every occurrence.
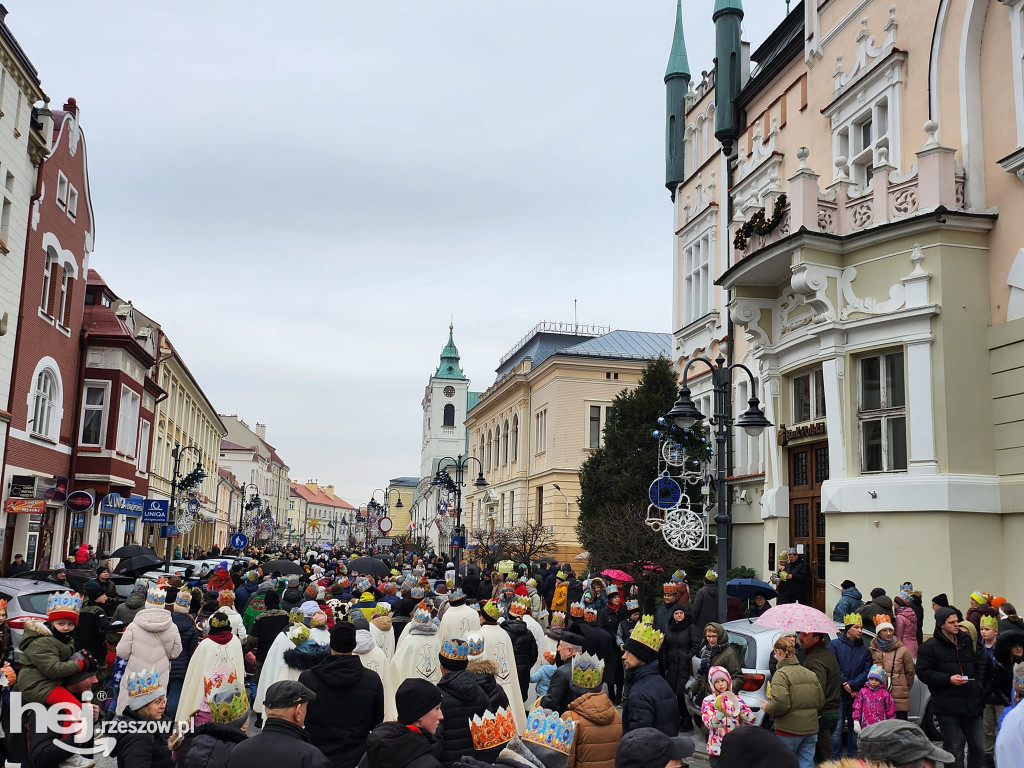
[289,482,356,510]
[220,439,254,452]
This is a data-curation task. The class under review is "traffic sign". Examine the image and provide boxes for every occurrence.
[160,524,180,538]
[142,499,170,523]
[450,535,466,549]
[375,537,393,546]
[66,491,94,512]
[230,533,249,550]
[378,516,393,534]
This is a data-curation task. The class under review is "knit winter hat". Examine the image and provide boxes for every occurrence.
[970,591,988,605]
[708,665,732,689]
[300,600,320,618]
[867,664,886,684]
[932,593,949,608]
[840,579,856,590]
[330,621,356,653]
[873,614,894,633]
[396,678,443,725]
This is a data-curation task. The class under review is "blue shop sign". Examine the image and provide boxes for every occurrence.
[101,493,145,516]
[142,499,170,523]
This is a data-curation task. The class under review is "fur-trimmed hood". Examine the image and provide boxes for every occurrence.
[467,658,499,675]
[23,619,52,638]
[282,644,330,670]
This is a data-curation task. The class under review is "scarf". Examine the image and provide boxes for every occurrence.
[875,635,896,652]
[699,643,725,678]
[207,629,235,645]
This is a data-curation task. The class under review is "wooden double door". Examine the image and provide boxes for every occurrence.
[788,440,829,611]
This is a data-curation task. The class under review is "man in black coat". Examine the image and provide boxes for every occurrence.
[541,626,586,713]
[300,623,384,768]
[501,606,538,700]
[776,549,810,605]
[477,572,492,604]
[436,637,509,768]
[690,570,721,630]
[360,679,444,768]
[6,553,31,577]
[622,627,679,736]
[917,606,992,768]
[227,680,333,768]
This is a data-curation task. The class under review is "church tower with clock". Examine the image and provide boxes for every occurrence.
[419,324,477,482]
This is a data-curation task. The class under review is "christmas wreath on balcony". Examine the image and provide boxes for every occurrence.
[733,194,787,251]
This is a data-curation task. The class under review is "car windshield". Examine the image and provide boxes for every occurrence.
[18,591,58,615]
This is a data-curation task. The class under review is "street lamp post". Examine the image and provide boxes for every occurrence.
[665,353,771,624]
[166,442,206,571]
[433,455,487,588]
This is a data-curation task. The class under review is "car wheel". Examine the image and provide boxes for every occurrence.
[922,700,942,741]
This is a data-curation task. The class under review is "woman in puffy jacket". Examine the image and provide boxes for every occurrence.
[893,593,919,658]
[868,616,915,719]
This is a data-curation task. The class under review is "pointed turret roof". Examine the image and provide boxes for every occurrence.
[713,0,744,20]
[434,324,466,380]
[665,0,690,83]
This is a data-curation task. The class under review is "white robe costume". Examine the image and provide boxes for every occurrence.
[479,622,527,733]
[369,616,396,661]
[439,603,479,641]
[174,634,246,723]
[355,629,397,721]
[389,621,442,686]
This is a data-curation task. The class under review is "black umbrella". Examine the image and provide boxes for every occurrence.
[113,553,164,573]
[347,557,389,579]
[261,559,305,576]
[109,544,158,560]
[995,629,1024,666]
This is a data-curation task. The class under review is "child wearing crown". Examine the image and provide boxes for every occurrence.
[700,665,755,763]
[17,592,93,707]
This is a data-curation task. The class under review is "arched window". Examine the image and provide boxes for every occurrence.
[443,404,455,427]
[487,430,493,469]
[511,415,519,462]
[502,420,509,464]
[30,370,57,439]
[494,424,501,469]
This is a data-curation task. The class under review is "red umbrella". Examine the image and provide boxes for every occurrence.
[600,568,634,583]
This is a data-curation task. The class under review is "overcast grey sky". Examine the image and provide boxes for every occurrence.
[7,1,785,507]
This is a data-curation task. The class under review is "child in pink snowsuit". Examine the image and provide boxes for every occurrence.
[701,665,755,762]
[853,664,896,732]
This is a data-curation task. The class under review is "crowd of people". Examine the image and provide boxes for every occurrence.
[0,543,1018,768]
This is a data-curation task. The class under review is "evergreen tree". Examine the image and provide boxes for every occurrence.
[576,357,712,603]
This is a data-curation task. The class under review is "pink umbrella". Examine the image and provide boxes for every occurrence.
[755,603,835,634]
[600,568,634,583]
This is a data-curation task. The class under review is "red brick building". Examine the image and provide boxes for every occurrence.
[1,100,95,569]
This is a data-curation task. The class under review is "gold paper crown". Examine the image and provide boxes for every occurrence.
[509,596,531,617]
[640,613,654,626]
[571,652,605,690]
[126,667,162,699]
[980,615,999,629]
[483,599,503,620]
[470,707,517,750]
[843,613,863,626]
[628,621,664,652]
[466,631,485,657]
[550,611,566,628]
[583,604,598,621]
[208,687,249,724]
[522,707,577,756]
[569,601,585,618]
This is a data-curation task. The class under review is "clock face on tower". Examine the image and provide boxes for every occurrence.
[444,386,456,398]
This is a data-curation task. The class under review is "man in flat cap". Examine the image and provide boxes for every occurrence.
[227,680,332,768]
[857,720,955,768]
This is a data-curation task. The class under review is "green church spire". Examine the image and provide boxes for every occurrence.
[665,0,692,196]
[665,0,690,83]
[435,324,466,380]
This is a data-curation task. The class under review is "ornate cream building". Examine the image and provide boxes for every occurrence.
[666,0,1024,612]
[463,323,672,563]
